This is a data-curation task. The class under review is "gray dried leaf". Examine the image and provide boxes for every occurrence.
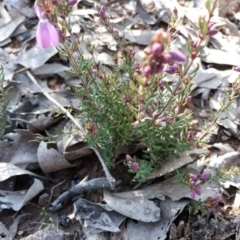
[119,176,218,202]
[119,29,156,45]
[125,198,188,240]
[16,46,57,69]
[191,68,228,90]
[5,0,35,18]
[0,3,11,27]
[104,190,161,222]
[32,63,71,76]
[148,149,207,179]
[8,214,29,238]
[0,162,43,182]
[202,47,240,66]
[0,130,38,168]
[21,227,64,240]
[72,199,125,233]
[0,222,12,240]
[0,15,25,43]
[136,0,156,25]
[212,143,235,153]
[37,141,75,173]
[0,178,44,211]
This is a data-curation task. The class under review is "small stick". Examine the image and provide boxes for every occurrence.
[26,70,86,134]
[49,177,112,212]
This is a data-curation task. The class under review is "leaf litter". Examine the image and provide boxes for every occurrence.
[0,0,240,239]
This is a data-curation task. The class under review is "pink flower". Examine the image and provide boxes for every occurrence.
[151,43,164,55]
[34,2,44,19]
[95,5,107,18]
[170,50,186,62]
[189,173,197,181]
[152,111,160,120]
[200,171,209,180]
[36,20,59,48]
[130,162,139,171]
[165,65,178,74]
[126,154,132,160]
[190,187,201,199]
[68,0,77,6]
[208,29,218,36]
[161,116,170,122]
[214,194,221,202]
[143,65,152,77]
[234,66,240,72]
[34,2,59,48]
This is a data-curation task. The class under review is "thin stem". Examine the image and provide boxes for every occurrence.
[26,71,85,133]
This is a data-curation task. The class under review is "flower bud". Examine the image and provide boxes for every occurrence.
[143,65,152,77]
[152,111,160,120]
[234,66,240,72]
[151,42,164,55]
[170,50,186,62]
[165,65,178,74]
[200,171,209,180]
[208,28,218,36]
[161,116,170,122]
[52,0,59,5]
[126,154,132,160]
[191,51,197,59]
[131,162,139,171]
[68,0,77,6]
[189,173,197,181]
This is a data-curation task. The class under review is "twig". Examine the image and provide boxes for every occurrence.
[89,146,116,189]
[49,177,113,212]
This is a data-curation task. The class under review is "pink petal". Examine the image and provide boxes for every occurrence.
[36,22,51,48]
[170,50,186,62]
[234,66,240,72]
[47,22,59,46]
[36,20,59,48]
[190,190,196,199]
[34,2,44,19]
[200,171,209,180]
[195,187,201,196]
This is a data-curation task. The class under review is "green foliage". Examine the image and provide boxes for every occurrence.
[46,0,228,182]
[40,207,55,229]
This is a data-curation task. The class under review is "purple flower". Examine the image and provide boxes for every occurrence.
[36,20,59,48]
[34,2,59,48]
[131,162,139,171]
[34,2,44,19]
[190,187,201,199]
[158,80,164,91]
[151,43,164,55]
[95,5,107,18]
[200,171,209,180]
[161,115,170,122]
[234,66,240,72]
[170,50,186,62]
[126,154,132,161]
[189,173,197,181]
[208,22,215,29]
[162,53,173,63]
[214,194,221,202]
[165,65,178,74]
[143,65,152,77]
[68,0,77,6]
[190,190,196,199]
[152,111,160,120]
[52,0,59,5]
[208,28,218,36]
